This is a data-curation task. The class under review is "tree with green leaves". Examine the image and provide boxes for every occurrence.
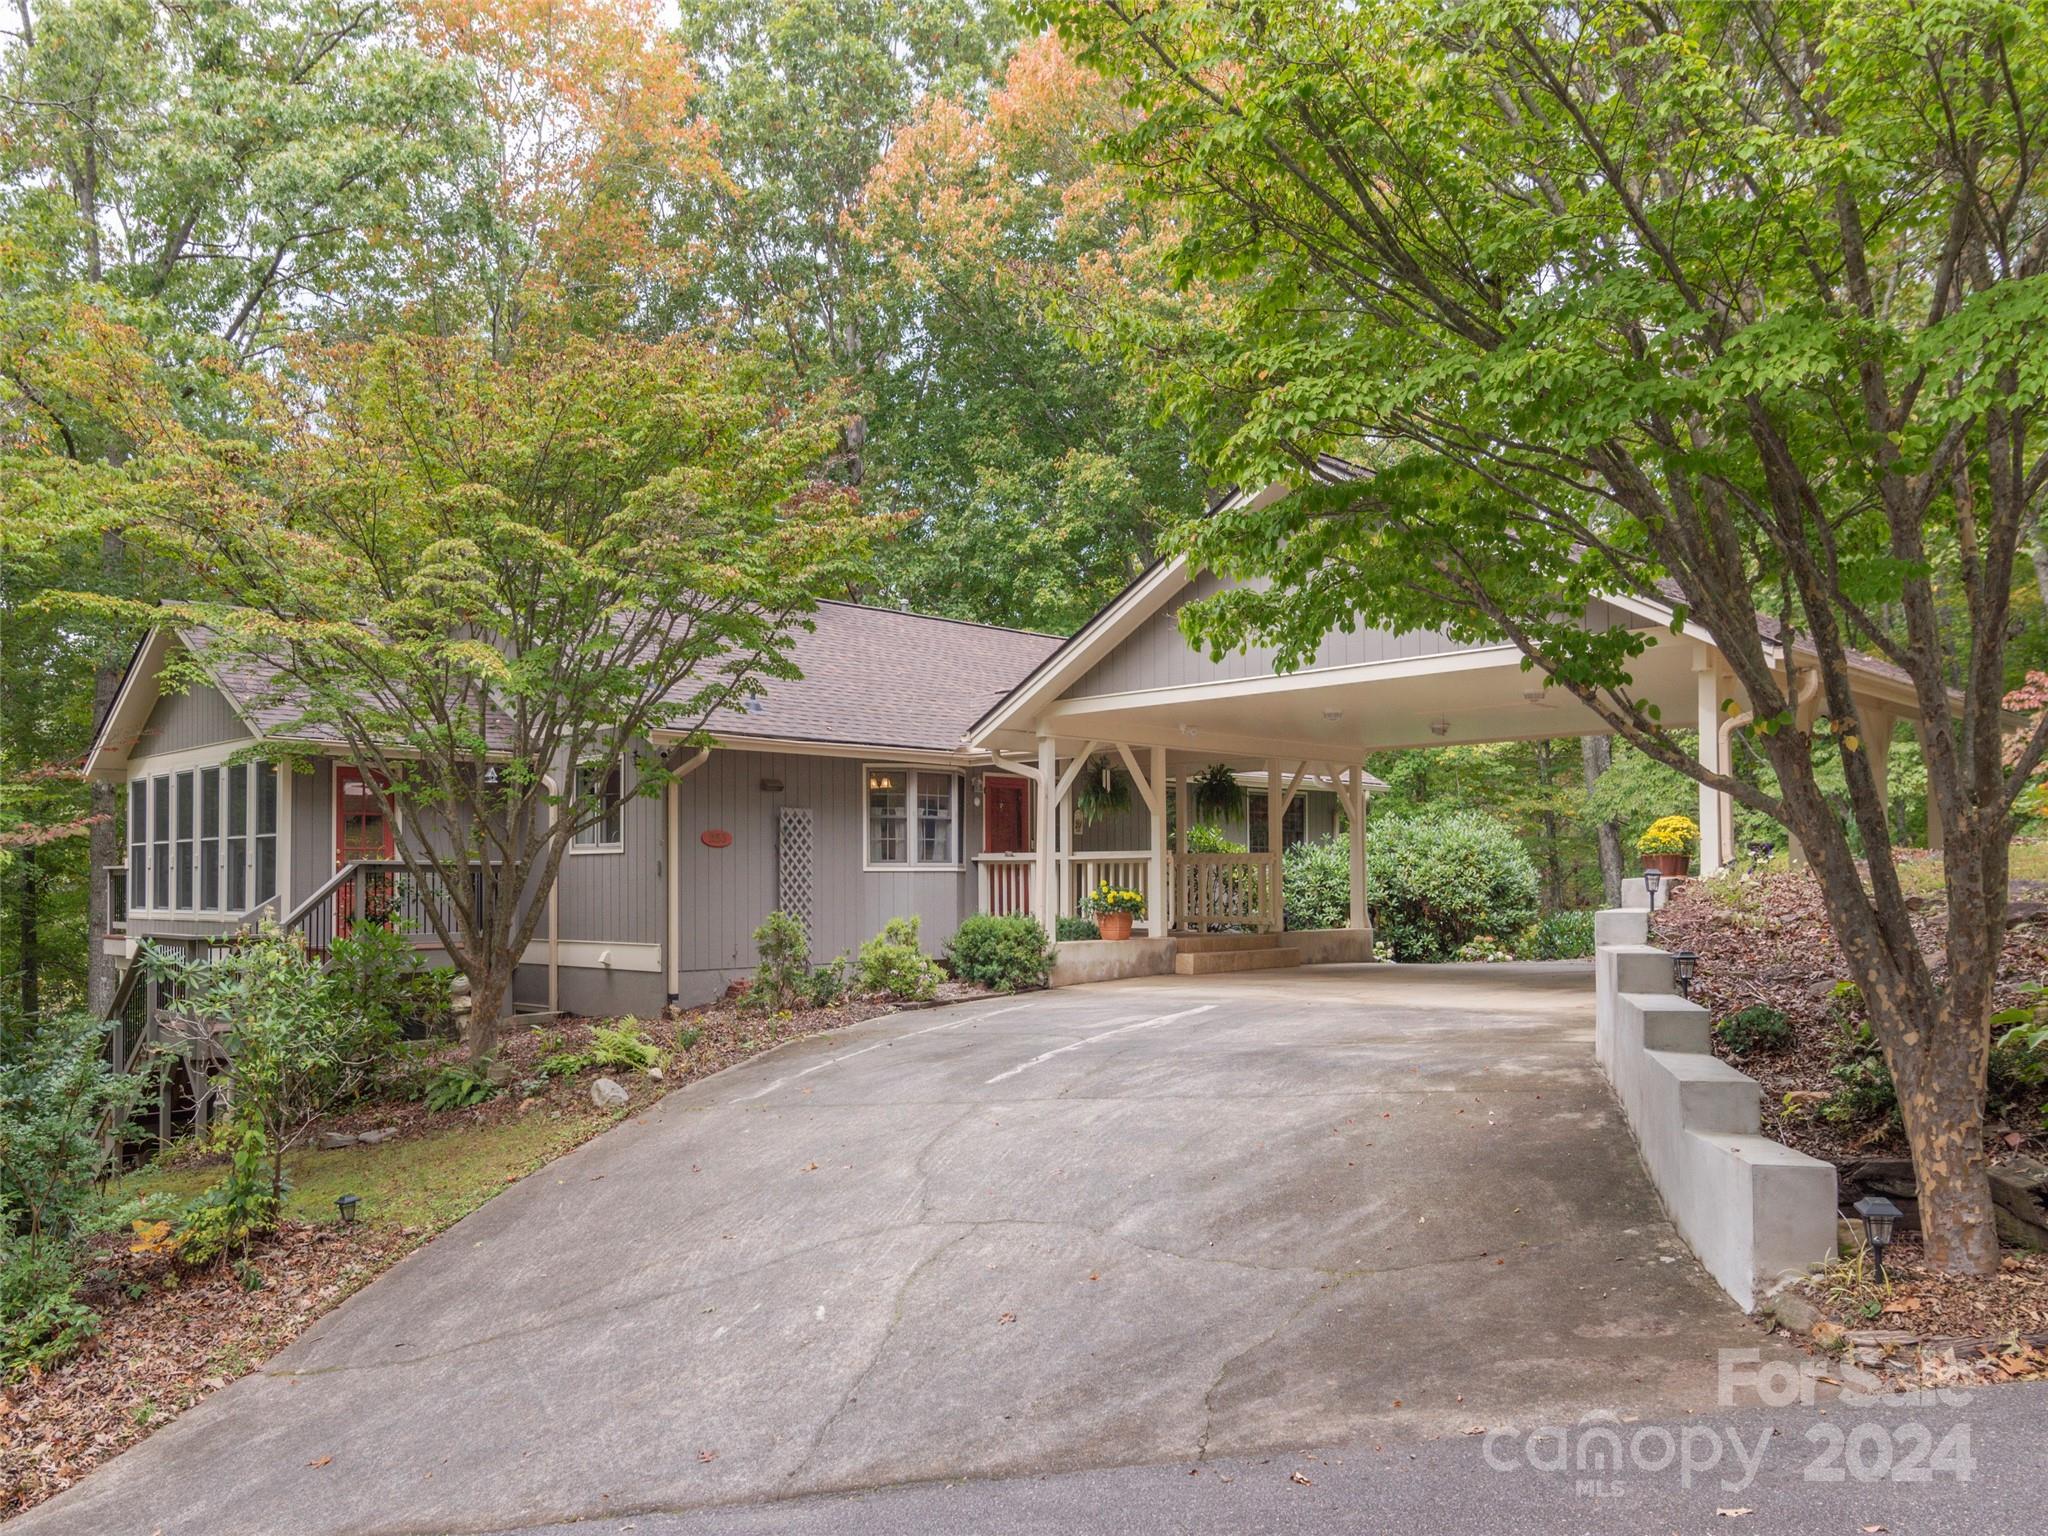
[1043,0,2048,1271]
[143,324,868,1056]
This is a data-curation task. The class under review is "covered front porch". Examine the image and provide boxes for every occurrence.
[970,745,1377,948]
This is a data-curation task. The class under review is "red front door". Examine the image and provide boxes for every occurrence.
[984,775,1030,854]
[334,766,395,934]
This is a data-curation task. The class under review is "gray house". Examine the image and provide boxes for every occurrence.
[87,472,1932,1018]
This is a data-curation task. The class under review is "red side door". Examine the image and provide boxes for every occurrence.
[984,775,1030,854]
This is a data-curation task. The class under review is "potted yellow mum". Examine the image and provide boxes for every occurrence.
[1636,815,1700,878]
[1085,882,1145,941]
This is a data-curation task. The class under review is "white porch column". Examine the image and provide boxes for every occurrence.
[1346,767,1369,932]
[1864,708,1894,847]
[1914,719,1945,852]
[1058,790,1075,919]
[1175,768,1189,932]
[1147,746,1168,936]
[1266,756,1285,932]
[1035,734,1057,924]
[1695,653,1730,876]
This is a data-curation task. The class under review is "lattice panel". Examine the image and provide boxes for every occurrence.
[777,808,816,953]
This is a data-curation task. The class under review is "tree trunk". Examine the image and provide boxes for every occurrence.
[1889,1028,2001,1272]
[465,962,509,1060]
[17,844,39,1020]
[1581,735,1625,908]
[86,530,124,1017]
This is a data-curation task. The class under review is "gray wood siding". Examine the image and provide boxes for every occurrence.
[552,762,664,945]
[1066,570,1493,699]
[289,759,332,903]
[129,682,250,759]
[1074,787,1338,852]
[672,750,976,993]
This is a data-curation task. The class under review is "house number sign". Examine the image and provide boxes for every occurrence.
[700,829,733,848]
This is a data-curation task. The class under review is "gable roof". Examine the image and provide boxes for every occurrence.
[87,604,1065,776]
[685,601,1063,754]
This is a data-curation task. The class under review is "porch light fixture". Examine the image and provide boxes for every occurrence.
[1670,950,1698,998]
[1642,866,1662,911]
[336,1193,360,1226]
[1853,1195,1902,1278]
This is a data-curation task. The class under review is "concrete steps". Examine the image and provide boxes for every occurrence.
[1171,932,1303,975]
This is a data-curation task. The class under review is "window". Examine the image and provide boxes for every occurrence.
[572,762,624,850]
[865,767,959,869]
[199,766,221,909]
[1248,796,1307,854]
[254,762,278,903]
[226,764,248,911]
[174,771,196,909]
[128,781,147,909]
[151,775,171,909]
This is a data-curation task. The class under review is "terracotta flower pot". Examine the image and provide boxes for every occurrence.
[1097,912,1134,941]
[1642,852,1690,878]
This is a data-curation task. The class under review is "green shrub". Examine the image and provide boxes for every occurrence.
[749,910,812,1011]
[1823,1055,1900,1128]
[1366,811,1540,962]
[1282,836,1351,930]
[173,1124,279,1267]
[588,1021,662,1073]
[804,955,849,1008]
[947,915,1053,992]
[1055,915,1101,942]
[856,917,943,1001]
[1715,1004,1793,1057]
[1182,823,1246,854]
[1455,933,1516,962]
[0,1250,99,1377]
[1518,910,1596,960]
[326,920,454,1041]
[422,1061,499,1111]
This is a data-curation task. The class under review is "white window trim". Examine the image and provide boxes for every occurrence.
[863,764,963,873]
[123,743,291,919]
[570,760,626,854]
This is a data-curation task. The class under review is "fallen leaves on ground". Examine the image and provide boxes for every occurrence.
[0,1222,407,1516]
[1652,863,2048,1164]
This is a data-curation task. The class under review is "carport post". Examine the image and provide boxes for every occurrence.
[1346,767,1369,932]
[1036,734,1058,924]
[1266,757,1285,932]
[1148,746,1168,936]
[1695,653,1729,876]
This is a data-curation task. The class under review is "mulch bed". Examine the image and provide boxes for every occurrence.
[1,986,966,1517]
[1648,864,2048,1165]
[1,1222,411,1515]
[1771,1239,2048,1393]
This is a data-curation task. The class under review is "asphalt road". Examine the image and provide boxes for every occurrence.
[21,964,1800,1536]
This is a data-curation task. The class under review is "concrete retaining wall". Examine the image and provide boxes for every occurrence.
[1595,907,1837,1312]
[1048,926,1374,989]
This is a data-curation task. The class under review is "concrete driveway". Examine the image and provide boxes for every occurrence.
[25,964,1770,1536]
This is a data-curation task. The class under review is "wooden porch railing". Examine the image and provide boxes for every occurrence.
[1174,852,1279,934]
[281,859,475,955]
[1067,852,1152,927]
[974,853,1034,917]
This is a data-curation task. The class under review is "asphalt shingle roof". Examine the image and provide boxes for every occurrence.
[693,602,1062,752]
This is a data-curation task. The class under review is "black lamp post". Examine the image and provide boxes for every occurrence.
[1642,867,1662,912]
[1670,950,1698,998]
[1853,1194,1901,1279]
[336,1193,360,1226]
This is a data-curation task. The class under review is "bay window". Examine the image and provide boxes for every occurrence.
[199,766,221,909]
[128,781,147,908]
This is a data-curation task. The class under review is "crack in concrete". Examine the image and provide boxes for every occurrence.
[783,1226,977,1486]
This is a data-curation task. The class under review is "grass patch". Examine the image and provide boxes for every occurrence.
[117,1107,614,1235]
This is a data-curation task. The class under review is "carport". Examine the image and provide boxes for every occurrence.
[965,478,1938,957]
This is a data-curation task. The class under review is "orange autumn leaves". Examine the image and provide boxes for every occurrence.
[407,0,719,319]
